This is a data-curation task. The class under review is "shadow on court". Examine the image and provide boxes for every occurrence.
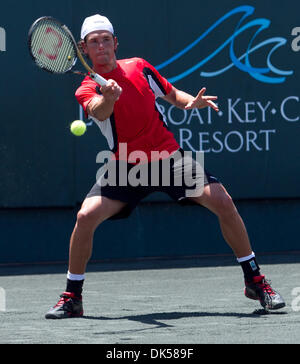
[78,309,290,341]
[83,311,265,327]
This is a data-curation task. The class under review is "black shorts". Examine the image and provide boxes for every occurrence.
[86,149,220,220]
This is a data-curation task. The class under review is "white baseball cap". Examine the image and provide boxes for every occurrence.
[81,14,114,39]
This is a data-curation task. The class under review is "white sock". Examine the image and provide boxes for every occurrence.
[67,271,85,281]
[237,252,255,263]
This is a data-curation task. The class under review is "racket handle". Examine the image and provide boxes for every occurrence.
[90,73,108,86]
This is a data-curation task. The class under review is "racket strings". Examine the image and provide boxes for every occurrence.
[30,19,76,74]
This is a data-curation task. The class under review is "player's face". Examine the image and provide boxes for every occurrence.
[84,31,118,68]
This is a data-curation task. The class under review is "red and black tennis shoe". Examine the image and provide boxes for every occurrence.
[245,275,285,310]
[45,292,83,319]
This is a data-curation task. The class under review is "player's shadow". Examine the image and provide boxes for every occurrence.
[82,310,287,330]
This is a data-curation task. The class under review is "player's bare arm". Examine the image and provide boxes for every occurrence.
[163,86,219,112]
[87,79,122,121]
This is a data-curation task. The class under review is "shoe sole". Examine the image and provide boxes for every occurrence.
[267,302,286,310]
[45,311,84,320]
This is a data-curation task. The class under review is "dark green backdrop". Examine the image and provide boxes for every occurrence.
[1,1,300,264]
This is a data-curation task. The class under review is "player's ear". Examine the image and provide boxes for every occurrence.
[78,39,89,57]
[114,36,119,52]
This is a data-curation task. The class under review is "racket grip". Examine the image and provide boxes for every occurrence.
[90,73,108,86]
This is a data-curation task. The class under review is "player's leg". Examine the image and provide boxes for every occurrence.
[68,196,127,275]
[189,183,252,259]
[189,183,285,310]
[45,196,127,319]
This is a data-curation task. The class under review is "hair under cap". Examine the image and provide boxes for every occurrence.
[81,14,114,39]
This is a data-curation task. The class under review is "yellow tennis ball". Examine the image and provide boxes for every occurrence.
[70,120,87,136]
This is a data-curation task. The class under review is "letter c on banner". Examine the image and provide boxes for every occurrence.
[281,96,299,122]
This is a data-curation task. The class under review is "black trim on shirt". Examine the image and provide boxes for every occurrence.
[143,67,167,96]
[110,113,119,154]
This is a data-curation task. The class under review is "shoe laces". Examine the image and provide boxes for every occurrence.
[54,293,74,308]
[257,276,275,296]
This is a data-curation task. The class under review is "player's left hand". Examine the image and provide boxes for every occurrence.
[185,88,219,112]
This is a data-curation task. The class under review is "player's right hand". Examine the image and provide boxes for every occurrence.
[100,79,123,103]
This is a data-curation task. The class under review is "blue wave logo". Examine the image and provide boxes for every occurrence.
[156,5,293,84]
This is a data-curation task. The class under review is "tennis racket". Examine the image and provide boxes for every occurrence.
[28,16,108,86]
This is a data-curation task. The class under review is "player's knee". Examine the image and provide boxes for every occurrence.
[76,209,99,230]
[214,192,237,219]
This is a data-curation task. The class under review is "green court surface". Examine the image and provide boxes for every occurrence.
[0,254,299,344]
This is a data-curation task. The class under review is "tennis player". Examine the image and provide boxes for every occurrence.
[45,14,285,319]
